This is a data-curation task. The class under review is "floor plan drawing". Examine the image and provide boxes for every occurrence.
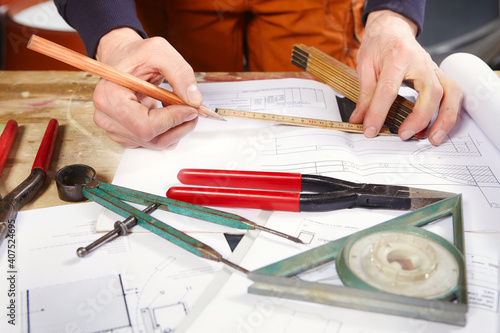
[19,253,219,333]
[23,275,131,333]
[0,203,228,333]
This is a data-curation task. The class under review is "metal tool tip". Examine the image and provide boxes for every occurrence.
[220,258,249,274]
[256,225,304,244]
[76,247,88,258]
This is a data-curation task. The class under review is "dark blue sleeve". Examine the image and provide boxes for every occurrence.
[54,0,147,57]
[363,0,426,36]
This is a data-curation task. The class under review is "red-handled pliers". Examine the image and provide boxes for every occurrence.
[0,119,59,246]
[0,120,18,177]
[166,169,455,212]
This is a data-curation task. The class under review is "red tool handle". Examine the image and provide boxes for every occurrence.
[167,186,301,212]
[0,120,18,176]
[32,119,59,173]
[177,169,303,192]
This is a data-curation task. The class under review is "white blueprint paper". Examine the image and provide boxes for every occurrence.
[0,203,231,333]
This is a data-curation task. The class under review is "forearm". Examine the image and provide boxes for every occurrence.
[95,28,143,64]
[365,10,419,39]
[363,0,426,36]
[54,0,147,57]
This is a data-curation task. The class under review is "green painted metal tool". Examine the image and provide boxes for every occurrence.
[55,164,302,273]
[248,194,468,326]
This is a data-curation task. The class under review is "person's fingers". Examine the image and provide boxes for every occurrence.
[426,69,462,145]
[360,57,407,138]
[137,95,160,111]
[95,104,198,149]
[140,104,198,145]
[350,57,377,125]
[353,10,460,144]
[106,115,198,150]
[136,37,203,107]
[93,31,203,149]
[93,78,199,149]
[354,37,457,143]
[397,74,442,140]
[92,79,134,132]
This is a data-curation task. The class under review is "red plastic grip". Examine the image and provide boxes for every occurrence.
[177,169,302,192]
[32,119,59,173]
[0,120,18,176]
[167,186,301,212]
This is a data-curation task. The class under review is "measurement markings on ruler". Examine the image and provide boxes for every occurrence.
[215,108,392,135]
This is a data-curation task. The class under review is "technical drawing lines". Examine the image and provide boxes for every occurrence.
[416,164,500,208]
[203,85,327,111]
[262,160,500,208]
[133,255,219,333]
[261,133,481,157]
[261,133,400,156]
[262,160,395,176]
[261,160,415,180]
[413,134,481,157]
[262,160,499,187]
[141,300,188,333]
[415,164,499,187]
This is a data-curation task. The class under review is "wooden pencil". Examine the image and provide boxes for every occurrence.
[27,35,223,120]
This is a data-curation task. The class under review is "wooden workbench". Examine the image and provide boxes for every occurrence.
[3,70,497,211]
[0,71,309,210]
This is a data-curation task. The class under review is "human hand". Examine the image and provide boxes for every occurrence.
[93,28,201,149]
[350,10,462,145]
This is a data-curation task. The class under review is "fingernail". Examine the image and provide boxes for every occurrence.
[400,130,416,141]
[431,130,447,145]
[364,126,378,138]
[186,84,203,106]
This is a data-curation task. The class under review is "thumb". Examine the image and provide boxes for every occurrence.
[184,83,203,107]
[151,38,203,107]
[150,105,199,136]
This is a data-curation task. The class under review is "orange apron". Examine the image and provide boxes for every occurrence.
[136,0,365,72]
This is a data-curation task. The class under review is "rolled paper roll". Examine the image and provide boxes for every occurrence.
[440,53,500,151]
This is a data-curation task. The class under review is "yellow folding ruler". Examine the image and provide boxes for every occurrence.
[215,45,428,139]
[215,108,393,135]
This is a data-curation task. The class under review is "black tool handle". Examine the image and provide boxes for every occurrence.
[299,192,359,211]
[300,174,363,192]
[357,194,412,210]
[299,191,412,212]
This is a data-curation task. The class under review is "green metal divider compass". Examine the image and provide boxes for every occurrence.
[55,164,303,274]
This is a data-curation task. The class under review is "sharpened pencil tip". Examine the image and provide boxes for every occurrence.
[289,236,305,244]
[213,108,227,121]
[198,105,225,121]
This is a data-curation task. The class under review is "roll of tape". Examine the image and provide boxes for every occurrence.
[440,53,500,151]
